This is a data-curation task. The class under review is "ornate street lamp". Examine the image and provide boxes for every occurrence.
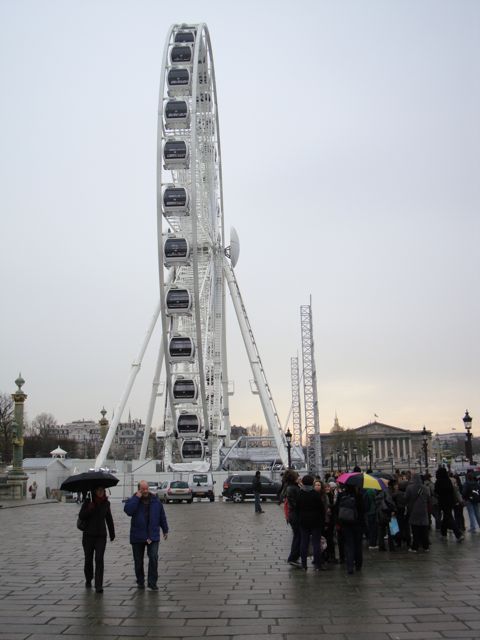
[389,449,394,474]
[330,450,334,474]
[344,447,349,472]
[353,445,358,467]
[463,410,473,466]
[285,428,292,469]
[367,441,373,470]
[336,448,341,472]
[421,425,429,472]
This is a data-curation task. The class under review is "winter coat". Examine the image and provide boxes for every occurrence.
[375,489,396,524]
[337,490,364,527]
[435,470,457,510]
[405,476,431,526]
[296,486,325,529]
[252,476,262,493]
[124,493,169,544]
[285,484,301,525]
[79,498,115,539]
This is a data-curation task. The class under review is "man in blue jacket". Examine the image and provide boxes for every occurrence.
[124,480,169,590]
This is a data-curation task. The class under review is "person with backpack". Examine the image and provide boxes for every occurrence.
[462,470,480,532]
[363,487,378,549]
[375,483,396,551]
[296,475,326,571]
[336,484,364,575]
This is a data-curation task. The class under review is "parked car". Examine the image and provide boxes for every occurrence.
[222,474,282,503]
[188,472,215,501]
[158,480,193,503]
[148,482,159,494]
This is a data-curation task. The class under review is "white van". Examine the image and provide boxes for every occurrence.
[188,472,215,501]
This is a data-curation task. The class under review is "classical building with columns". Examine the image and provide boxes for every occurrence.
[321,418,432,471]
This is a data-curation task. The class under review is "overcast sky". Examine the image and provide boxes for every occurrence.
[1,0,479,438]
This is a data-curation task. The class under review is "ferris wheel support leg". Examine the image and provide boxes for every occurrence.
[94,302,161,470]
[138,339,165,461]
[223,259,288,468]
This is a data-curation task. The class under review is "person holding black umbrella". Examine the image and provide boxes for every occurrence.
[78,486,115,593]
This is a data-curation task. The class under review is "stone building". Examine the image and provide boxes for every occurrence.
[321,418,432,470]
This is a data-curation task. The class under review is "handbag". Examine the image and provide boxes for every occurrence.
[389,516,400,536]
[77,517,87,532]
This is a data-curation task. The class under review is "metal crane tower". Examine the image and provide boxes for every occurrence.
[290,356,303,446]
[300,301,323,475]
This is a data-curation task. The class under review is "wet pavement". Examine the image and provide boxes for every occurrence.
[1,499,480,639]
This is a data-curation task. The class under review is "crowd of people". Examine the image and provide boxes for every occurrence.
[280,466,480,575]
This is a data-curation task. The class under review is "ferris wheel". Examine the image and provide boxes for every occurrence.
[95,23,290,472]
[157,22,228,469]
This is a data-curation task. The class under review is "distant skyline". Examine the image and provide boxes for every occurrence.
[1,1,479,438]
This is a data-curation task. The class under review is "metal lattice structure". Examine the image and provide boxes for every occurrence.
[290,356,302,446]
[95,23,289,471]
[300,302,322,475]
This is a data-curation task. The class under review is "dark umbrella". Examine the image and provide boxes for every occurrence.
[60,470,119,493]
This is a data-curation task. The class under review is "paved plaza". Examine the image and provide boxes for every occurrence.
[1,499,480,640]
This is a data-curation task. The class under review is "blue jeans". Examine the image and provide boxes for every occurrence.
[466,501,480,530]
[254,492,262,512]
[131,541,159,587]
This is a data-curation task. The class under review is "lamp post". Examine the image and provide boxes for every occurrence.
[389,449,394,474]
[353,445,358,467]
[285,428,292,469]
[367,442,373,471]
[336,448,341,472]
[330,450,334,474]
[422,425,429,472]
[463,410,473,466]
[344,447,349,472]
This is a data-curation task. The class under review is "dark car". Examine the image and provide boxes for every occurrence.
[222,474,282,503]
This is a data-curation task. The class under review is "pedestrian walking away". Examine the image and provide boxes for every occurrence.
[124,480,169,590]
[252,470,264,513]
[405,472,431,552]
[336,483,364,575]
[78,486,115,593]
[435,467,464,541]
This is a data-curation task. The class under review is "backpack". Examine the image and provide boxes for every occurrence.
[338,494,357,524]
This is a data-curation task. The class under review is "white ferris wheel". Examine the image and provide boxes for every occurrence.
[96,23,289,471]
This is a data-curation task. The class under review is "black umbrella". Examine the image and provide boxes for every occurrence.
[60,470,119,493]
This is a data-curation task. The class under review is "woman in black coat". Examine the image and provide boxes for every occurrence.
[78,486,115,593]
[434,467,464,541]
[296,475,325,571]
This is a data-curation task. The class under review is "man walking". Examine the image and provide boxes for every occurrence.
[124,480,169,590]
[252,471,264,513]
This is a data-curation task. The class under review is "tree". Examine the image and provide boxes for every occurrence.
[247,423,266,437]
[0,393,14,464]
[31,413,57,437]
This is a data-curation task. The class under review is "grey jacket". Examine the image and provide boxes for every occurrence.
[405,475,431,526]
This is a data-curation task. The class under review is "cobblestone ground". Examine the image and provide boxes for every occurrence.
[1,500,480,639]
